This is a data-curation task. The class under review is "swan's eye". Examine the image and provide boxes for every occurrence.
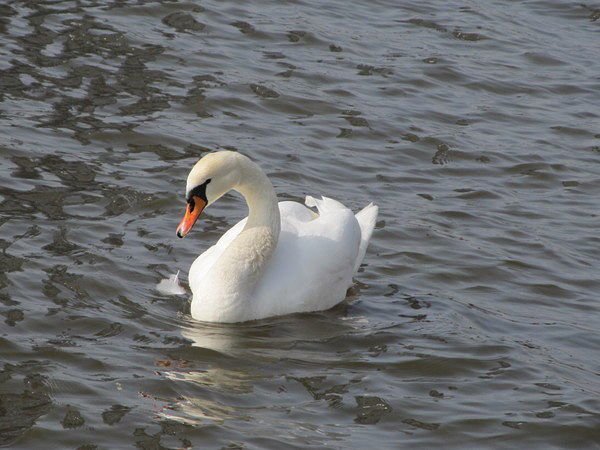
[186,178,212,209]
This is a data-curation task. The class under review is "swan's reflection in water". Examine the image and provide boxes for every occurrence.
[159,370,254,425]
[158,302,373,426]
[179,300,361,357]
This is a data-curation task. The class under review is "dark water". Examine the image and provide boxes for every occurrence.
[1,0,599,448]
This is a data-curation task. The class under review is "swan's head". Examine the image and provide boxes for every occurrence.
[176,151,243,238]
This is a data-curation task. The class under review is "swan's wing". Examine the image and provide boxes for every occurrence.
[278,200,317,224]
[308,196,378,272]
[253,198,362,318]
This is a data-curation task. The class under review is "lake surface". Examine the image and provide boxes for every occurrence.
[1,0,599,448]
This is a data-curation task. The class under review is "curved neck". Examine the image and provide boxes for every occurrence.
[191,157,281,321]
[234,159,280,238]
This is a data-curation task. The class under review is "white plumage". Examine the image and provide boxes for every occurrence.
[176,151,378,323]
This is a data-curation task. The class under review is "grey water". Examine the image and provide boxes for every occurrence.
[0,0,599,449]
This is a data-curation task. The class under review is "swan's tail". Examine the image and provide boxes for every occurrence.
[353,202,378,273]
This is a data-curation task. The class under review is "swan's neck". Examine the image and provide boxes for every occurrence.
[191,158,280,322]
[234,159,281,237]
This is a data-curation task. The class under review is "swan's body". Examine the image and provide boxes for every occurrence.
[176,151,378,323]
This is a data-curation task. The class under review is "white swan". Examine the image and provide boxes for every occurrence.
[175,151,378,323]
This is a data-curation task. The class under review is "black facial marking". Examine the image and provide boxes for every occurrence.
[186,179,211,208]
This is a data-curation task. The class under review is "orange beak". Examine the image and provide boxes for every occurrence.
[176,196,206,238]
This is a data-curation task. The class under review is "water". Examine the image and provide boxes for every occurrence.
[1,0,599,448]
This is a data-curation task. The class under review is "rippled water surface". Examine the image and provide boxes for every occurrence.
[1,0,599,448]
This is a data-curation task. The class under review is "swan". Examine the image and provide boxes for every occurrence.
[175,151,378,323]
